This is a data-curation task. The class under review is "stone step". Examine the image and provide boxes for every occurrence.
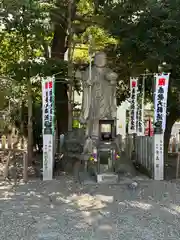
[99,164,109,173]
[96,173,118,183]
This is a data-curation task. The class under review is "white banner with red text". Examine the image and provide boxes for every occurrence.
[42,76,55,181]
[154,73,170,131]
[128,77,138,134]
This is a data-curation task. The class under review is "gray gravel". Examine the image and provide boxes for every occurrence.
[0,176,180,239]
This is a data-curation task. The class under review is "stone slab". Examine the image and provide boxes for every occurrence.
[96,173,118,183]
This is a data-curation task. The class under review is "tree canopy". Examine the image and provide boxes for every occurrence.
[1,0,180,156]
[101,0,180,155]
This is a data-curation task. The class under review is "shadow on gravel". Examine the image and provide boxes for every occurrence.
[0,177,180,239]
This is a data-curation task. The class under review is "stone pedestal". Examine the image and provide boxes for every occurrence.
[97,173,118,183]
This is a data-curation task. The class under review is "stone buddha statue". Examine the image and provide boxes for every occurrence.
[80,51,118,139]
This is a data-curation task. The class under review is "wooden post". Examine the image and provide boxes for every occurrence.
[7,133,12,149]
[23,151,28,182]
[1,135,6,149]
[3,151,11,179]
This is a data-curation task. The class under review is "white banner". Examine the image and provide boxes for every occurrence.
[154,73,170,131]
[42,77,55,181]
[129,78,138,134]
[137,91,143,136]
[153,133,164,180]
[42,77,54,132]
[43,134,53,180]
[137,77,145,136]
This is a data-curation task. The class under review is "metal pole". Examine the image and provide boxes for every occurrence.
[88,35,92,83]
[87,35,92,136]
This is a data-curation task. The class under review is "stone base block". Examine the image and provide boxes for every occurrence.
[96,173,118,183]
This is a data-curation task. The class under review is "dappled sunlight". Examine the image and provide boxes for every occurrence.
[0,185,11,190]
[118,201,126,206]
[33,194,42,198]
[0,177,180,240]
[14,191,27,196]
[45,215,56,220]
[3,191,15,197]
[30,204,40,208]
[63,193,114,226]
[17,181,26,186]
[162,206,179,215]
[168,204,180,214]
[81,210,91,217]
[0,181,14,195]
[18,213,25,216]
[50,191,63,196]
[0,197,12,200]
[66,208,75,213]
[75,221,91,229]
[26,191,37,197]
[126,201,153,210]
[68,193,107,210]
[0,188,15,200]
[80,210,103,225]
[56,195,72,204]
[98,224,113,231]
[95,194,114,203]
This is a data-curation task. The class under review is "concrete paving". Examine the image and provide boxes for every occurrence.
[0,175,180,239]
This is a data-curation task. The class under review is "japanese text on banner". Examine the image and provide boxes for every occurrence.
[42,77,55,135]
[154,73,170,131]
[129,78,138,134]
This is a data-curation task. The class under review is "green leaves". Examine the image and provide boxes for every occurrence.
[8,58,67,82]
[103,0,180,120]
[105,0,180,68]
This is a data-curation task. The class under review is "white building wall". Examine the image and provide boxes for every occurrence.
[116,101,129,137]
[74,91,82,104]
[171,123,180,141]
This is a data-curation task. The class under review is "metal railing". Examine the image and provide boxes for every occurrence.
[123,134,153,177]
[134,136,153,176]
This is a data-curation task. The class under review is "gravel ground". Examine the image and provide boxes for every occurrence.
[0,176,180,240]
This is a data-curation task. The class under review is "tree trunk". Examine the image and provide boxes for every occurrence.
[67,0,73,131]
[22,2,33,163]
[51,1,77,148]
[24,34,33,163]
[27,80,33,163]
[20,101,25,149]
[51,23,69,150]
[55,82,69,134]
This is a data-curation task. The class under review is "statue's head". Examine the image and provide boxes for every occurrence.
[94,52,107,67]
